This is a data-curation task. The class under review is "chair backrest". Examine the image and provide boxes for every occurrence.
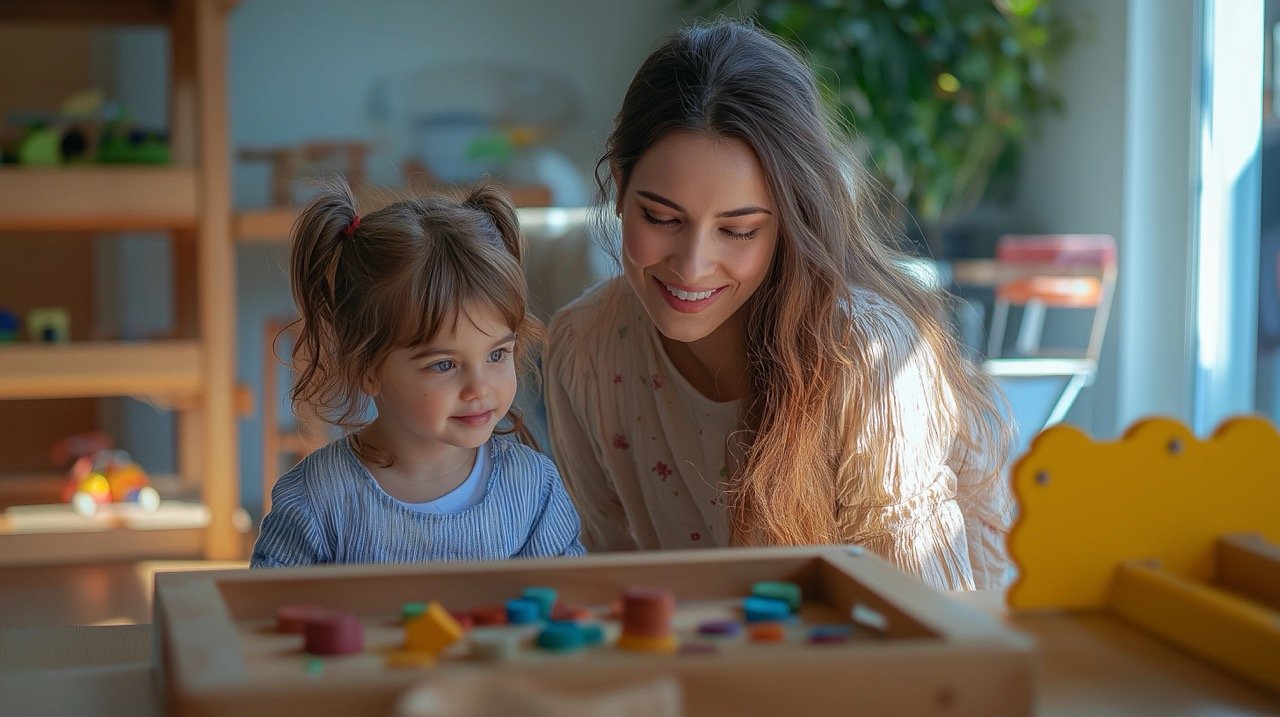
[988,234,1117,360]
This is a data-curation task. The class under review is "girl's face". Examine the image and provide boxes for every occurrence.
[619,131,780,346]
[366,303,517,454]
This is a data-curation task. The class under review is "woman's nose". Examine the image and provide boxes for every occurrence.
[668,225,716,282]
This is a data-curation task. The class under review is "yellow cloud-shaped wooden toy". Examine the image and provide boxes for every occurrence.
[1007,416,1280,692]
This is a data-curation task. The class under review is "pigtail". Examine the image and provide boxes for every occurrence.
[464,183,524,264]
[462,183,548,451]
[287,180,361,417]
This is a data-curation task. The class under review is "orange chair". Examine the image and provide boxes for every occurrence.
[983,234,1117,431]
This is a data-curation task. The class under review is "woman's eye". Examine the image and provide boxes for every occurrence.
[488,348,512,363]
[723,228,759,240]
[428,359,455,373]
[641,209,679,226]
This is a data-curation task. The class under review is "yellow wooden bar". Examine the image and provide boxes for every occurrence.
[1108,561,1280,693]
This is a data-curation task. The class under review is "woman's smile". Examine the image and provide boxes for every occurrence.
[654,276,727,313]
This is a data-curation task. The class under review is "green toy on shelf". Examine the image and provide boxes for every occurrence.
[26,307,69,343]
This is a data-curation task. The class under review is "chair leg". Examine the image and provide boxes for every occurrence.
[1045,372,1091,426]
[1015,299,1047,356]
[988,300,1010,358]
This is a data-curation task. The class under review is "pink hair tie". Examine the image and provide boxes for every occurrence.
[343,215,361,236]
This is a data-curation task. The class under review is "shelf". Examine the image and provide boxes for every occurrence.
[233,207,295,243]
[0,0,243,563]
[0,166,198,232]
[0,0,240,25]
[0,340,202,400]
[0,0,173,24]
[0,502,210,567]
[0,473,193,509]
[233,188,563,243]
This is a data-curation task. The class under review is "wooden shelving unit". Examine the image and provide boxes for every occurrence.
[233,187,556,244]
[0,166,198,231]
[0,0,241,564]
[0,340,202,400]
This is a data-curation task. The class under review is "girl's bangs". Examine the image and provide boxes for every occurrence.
[394,277,526,350]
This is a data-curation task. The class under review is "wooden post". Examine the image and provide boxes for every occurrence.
[181,0,240,559]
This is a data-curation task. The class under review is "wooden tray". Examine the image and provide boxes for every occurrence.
[153,546,1033,716]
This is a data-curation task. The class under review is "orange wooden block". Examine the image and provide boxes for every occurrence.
[405,601,463,656]
[748,622,785,643]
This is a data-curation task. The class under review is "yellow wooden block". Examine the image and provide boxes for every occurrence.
[405,601,463,655]
[616,632,678,654]
[385,650,438,669]
[1108,561,1280,692]
[1008,417,1280,610]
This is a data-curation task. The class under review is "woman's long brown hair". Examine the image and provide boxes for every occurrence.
[597,20,1012,545]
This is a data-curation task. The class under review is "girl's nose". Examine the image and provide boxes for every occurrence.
[459,369,492,402]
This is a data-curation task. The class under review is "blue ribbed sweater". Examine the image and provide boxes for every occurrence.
[251,436,585,567]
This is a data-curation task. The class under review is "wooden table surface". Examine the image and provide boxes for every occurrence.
[2,609,1276,716]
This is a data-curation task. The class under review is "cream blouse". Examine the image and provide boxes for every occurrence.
[545,278,1012,590]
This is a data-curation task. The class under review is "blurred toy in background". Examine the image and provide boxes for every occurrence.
[53,432,160,516]
[0,308,19,343]
[366,62,588,205]
[3,89,169,165]
[26,307,69,342]
[16,124,62,165]
[239,141,370,207]
[96,117,170,164]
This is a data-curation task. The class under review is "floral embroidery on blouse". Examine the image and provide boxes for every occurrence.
[613,434,630,450]
[548,277,1011,590]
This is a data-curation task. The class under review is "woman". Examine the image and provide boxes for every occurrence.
[546,20,1013,590]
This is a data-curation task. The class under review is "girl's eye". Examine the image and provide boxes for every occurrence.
[488,347,512,363]
[723,228,758,240]
[427,359,455,373]
[641,209,679,227]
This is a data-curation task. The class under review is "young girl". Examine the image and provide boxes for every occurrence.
[546,20,1013,590]
[252,180,584,567]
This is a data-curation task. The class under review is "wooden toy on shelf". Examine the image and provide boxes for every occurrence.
[61,445,160,517]
[232,143,551,244]
[1008,416,1280,693]
[153,546,1034,716]
[239,141,370,207]
[57,436,160,517]
[26,306,69,342]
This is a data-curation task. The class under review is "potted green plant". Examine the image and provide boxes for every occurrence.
[688,0,1074,253]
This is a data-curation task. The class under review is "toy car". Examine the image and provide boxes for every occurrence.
[61,448,160,516]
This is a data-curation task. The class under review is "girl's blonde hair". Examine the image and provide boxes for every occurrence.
[288,178,542,467]
[599,20,1013,545]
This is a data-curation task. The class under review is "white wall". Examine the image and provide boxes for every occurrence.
[104,1,690,511]
[1117,0,1200,430]
[1009,0,1129,438]
[227,0,692,207]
